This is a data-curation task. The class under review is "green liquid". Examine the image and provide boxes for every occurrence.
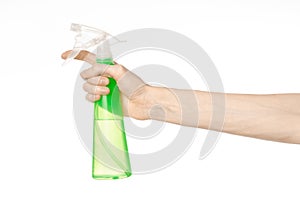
[93,120,131,179]
[92,58,131,180]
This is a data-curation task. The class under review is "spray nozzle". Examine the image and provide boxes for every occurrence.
[63,23,120,65]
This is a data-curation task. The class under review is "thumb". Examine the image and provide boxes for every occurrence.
[117,69,146,99]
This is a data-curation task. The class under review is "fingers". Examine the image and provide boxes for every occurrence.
[87,76,109,86]
[83,82,110,95]
[80,63,125,80]
[61,50,96,65]
[83,80,110,102]
[86,94,100,102]
[83,78,110,102]
[80,64,114,79]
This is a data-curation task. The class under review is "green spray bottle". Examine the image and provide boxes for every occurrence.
[66,23,131,180]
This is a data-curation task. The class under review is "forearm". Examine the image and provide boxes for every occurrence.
[218,93,300,143]
[147,86,300,144]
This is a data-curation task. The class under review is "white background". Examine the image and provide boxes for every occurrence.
[0,0,299,198]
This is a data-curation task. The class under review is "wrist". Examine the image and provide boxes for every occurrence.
[146,86,203,127]
[126,85,159,120]
[145,86,180,122]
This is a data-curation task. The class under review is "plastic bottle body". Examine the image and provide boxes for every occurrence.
[92,58,131,180]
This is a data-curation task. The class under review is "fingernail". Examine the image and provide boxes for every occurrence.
[100,77,109,85]
[102,87,109,93]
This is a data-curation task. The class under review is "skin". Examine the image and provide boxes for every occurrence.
[61,50,300,144]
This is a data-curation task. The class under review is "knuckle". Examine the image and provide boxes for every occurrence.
[92,65,101,74]
[98,76,106,85]
[115,64,124,72]
[87,77,94,84]
[93,86,100,94]
[82,82,88,91]
[80,71,87,79]
[102,77,109,85]
[114,63,121,68]
[86,94,96,102]
[113,64,125,79]
[85,94,91,101]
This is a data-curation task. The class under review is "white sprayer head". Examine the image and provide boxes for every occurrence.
[63,23,110,65]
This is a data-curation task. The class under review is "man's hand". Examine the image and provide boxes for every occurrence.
[61,50,151,120]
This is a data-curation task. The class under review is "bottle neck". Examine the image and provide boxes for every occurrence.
[96,40,112,62]
[96,57,114,65]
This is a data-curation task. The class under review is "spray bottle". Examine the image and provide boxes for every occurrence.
[65,23,131,179]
